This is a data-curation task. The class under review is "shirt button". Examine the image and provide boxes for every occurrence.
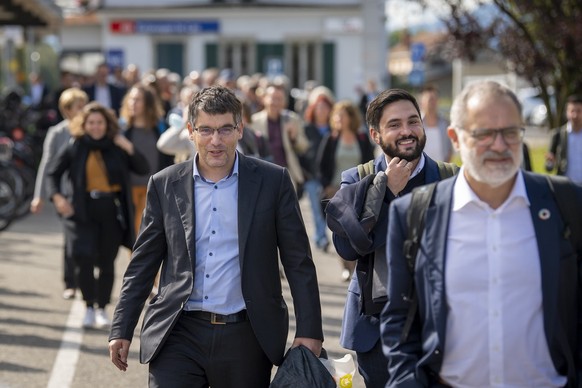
[212,230,216,234]
[213,207,217,211]
[214,185,217,189]
[204,296,208,300]
[209,252,213,256]
[206,274,210,278]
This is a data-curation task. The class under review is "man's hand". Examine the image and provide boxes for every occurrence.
[386,157,414,195]
[109,339,131,371]
[291,337,323,358]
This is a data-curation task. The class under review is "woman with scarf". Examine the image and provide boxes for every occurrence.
[47,102,149,329]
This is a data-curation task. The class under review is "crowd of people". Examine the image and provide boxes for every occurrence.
[27,61,582,388]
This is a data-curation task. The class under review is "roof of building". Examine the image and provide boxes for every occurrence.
[1,0,62,28]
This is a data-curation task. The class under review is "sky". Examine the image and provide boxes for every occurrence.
[385,0,484,32]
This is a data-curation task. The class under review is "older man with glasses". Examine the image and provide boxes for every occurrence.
[381,80,582,388]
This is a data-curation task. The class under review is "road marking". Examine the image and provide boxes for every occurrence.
[47,299,85,388]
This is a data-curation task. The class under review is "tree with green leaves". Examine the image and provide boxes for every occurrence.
[415,0,582,128]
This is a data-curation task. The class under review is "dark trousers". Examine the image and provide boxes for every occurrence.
[66,196,122,308]
[62,230,76,289]
[356,339,389,388]
[149,312,272,388]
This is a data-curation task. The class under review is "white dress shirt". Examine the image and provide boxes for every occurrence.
[440,169,566,387]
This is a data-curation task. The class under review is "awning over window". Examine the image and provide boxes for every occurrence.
[0,0,62,28]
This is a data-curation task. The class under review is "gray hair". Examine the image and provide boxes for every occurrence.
[450,80,522,129]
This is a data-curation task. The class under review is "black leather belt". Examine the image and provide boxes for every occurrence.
[88,190,119,199]
[183,310,247,325]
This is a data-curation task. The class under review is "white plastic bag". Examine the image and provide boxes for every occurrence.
[319,354,356,388]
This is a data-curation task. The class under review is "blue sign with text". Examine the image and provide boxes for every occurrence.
[135,20,219,34]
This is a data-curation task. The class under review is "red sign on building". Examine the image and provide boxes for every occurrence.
[110,20,136,34]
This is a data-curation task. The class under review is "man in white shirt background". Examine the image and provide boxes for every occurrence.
[419,84,452,162]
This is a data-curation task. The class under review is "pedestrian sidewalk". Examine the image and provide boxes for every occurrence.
[0,200,366,387]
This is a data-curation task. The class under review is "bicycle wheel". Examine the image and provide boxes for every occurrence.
[0,171,17,231]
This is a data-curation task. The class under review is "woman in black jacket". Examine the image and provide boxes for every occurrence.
[47,102,149,329]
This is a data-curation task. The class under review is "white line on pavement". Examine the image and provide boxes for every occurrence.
[47,299,85,388]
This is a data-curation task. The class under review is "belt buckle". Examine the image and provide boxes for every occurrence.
[89,190,98,199]
[210,313,226,325]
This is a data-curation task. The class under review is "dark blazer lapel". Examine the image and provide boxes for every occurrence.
[237,155,262,268]
[524,173,560,337]
[423,178,455,342]
[172,162,196,267]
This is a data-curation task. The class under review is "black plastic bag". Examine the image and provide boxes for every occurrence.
[270,346,335,388]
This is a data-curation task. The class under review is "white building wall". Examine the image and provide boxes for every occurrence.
[333,34,363,102]
[60,25,101,50]
[60,4,386,101]
[104,33,154,72]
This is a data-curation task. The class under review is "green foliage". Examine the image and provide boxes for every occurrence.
[415,0,582,129]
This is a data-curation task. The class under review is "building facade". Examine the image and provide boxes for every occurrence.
[59,0,387,100]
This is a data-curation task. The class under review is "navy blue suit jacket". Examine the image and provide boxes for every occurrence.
[331,153,446,353]
[381,172,582,387]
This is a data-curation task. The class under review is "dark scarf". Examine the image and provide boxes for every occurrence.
[80,135,124,186]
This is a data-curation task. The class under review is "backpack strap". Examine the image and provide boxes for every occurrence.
[400,182,437,342]
[436,160,460,179]
[357,159,376,181]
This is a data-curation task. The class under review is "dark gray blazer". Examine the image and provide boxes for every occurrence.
[381,172,582,387]
[109,153,323,366]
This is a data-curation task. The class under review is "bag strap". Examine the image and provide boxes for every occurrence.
[545,175,582,253]
[436,160,460,179]
[357,159,376,181]
[400,182,437,342]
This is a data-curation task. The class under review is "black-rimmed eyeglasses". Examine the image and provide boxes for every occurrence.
[457,126,525,146]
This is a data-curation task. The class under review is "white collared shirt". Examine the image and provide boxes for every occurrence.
[440,168,566,387]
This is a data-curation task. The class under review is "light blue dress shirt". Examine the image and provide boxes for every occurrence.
[184,153,246,315]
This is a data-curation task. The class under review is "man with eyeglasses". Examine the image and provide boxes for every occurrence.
[381,80,582,387]
[108,86,323,387]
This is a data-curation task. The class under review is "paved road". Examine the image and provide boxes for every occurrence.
[0,198,365,387]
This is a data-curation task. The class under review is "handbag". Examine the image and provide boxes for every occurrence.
[112,197,127,231]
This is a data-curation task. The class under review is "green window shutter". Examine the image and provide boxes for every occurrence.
[322,42,335,93]
[256,43,284,73]
[205,43,218,69]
